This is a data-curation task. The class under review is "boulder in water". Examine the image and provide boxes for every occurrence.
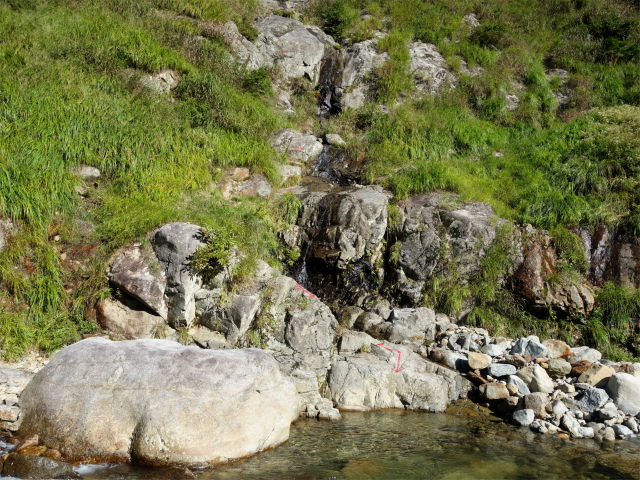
[18,338,299,467]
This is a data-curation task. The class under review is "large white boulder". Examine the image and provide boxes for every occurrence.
[18,338,299,467]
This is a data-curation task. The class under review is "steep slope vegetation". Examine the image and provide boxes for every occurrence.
[1,0,640,360]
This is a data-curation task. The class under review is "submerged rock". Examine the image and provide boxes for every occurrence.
[2,454,79,479]
[19,338,299,467]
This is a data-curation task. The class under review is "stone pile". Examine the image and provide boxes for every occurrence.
[428,326,640,441]
[0,366,35,433]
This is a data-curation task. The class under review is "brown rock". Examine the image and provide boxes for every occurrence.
[578,363,615,387]
[524,392,549,418]
[571,360,591,376]
[231,168,251,181]
[14,434,38,453]
[506,383,518,395]
[557,433,569,439]
[479,382,509,401]
[18,445,46,456]
[504,354,527,368]
[97,296,165,340]
[543,339,571,359]
[466,371,488,385]
[535,357,546,365]
[468,352,492,370]
[42,449,62,461]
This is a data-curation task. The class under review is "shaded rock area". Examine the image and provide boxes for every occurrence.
[19,338,299,466]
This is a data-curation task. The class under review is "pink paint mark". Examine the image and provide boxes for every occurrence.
[376,343,404,372]
[289,146,305,152]
[295,283,316,298]
[280,50,296,54]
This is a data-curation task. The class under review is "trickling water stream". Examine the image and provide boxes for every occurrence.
[317,48,341,117]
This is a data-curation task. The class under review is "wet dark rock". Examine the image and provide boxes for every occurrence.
[2,454,79,479]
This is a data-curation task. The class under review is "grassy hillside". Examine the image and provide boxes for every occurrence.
[1,0,640,359]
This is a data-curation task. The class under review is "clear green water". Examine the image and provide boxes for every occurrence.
[56,404,640,479]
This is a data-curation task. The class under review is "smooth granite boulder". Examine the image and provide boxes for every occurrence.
[18,338,298,467]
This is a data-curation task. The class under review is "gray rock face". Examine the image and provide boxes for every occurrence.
[605,373,640,416]
[109,243,167,319]
[2,454,78,479]
[512,409,535,427]
[517,365,554,394]
[140,70,180,94]
[214,21,265,70]
[306,185,389,270]
[153,223,205,328]
[409,43,455,95]
[394,195,500,307]
[338,331,377,354]
[577,388,609,413]
[506,375,531,395]
[547,358,571,379]
[336,38,388,109]
[97,296,165,340]
[19,338,298,466]
[254,15,336,84]
[329,344,469,411]
[72,165,100,182]
[271,128,324,164]
[385,307,436,345]
[487,363,517,378]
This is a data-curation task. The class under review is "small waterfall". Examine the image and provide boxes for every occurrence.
[317,48,341,117]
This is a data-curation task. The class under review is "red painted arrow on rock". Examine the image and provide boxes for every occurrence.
[376,343,404,373]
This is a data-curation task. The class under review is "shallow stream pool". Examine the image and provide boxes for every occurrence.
[5,403,640,479]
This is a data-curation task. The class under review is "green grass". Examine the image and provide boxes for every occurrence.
[0,0,289,358]
[1,0,640,360]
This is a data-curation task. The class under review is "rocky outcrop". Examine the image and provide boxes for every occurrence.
[153,223,206,329]
[96,296,166,340]
[0,367,33,433]
[271,128,324,164]
[510,232,594,317]
[391,194,500,306]
[140,70,180,95]
[108,243,167,319]
[336,38,388,110]
[303,185,389,271]
[329,341,471,412]
[19,338,299,466]
[409,43,456,95]
[212,21,265,71]
[546,68,570,106]
[254,15,336,84]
